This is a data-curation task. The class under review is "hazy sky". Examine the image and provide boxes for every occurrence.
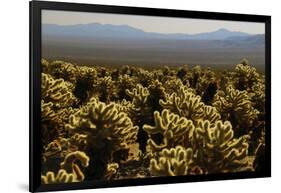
[42,10,265,35]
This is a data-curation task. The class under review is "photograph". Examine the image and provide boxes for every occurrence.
[40,9,266,184]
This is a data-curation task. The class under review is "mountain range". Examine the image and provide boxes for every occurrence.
[42,23,265,71]
[42,23,264,42]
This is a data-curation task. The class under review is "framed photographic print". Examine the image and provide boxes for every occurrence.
[30,1,271,192]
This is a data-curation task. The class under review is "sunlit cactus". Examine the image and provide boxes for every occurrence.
[60,151,89,181]
[120,65,133,76]
[42,73,78,108]
[213,85,259,133]
[67,98,138,153]
[134,68,154,87]
[73,65,97,103]
[163,78,186,95]
[250,80,265,115]
[125,84,151,124]
[126,84,151,152]
[150,146,193,176]
[104,163,119,180]
[202,105,221,123]
[60,151,89,169]
[126,84,149,109]
[143,109,194,152]
[116,74,137,100]
[160,86,204,121]
[193,120,252,173]
[41,73,78,145]
[41,100,75,146]
[42,137,74,173]
[42,151,89,184]
[41,58,50,73]
[196,68,216,95]
[46,60,78,83]
[41,101,59,123]
[41,169,79,184]
[234,62,260,90]
[189,65,202,88]
[66,98,138,179]
[42,135,89,174]
[115,99,134,115]
[43,138,68,160]
[92,76,116,103]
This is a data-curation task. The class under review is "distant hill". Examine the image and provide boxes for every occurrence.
[42,23,256,40]
[214,34,265,48]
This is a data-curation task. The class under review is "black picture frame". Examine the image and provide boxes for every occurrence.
[30,1,271,192]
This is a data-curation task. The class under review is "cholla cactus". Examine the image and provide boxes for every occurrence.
[46,60,97,83]
[42,137,73,173]
[164,78,186,95]
[150,146,193,176]
[104,163,119,180]
[42,73,78,108]
[160,86,204,121]
[41,101,59,123]
[120,65,133,76]
[213,85,259,132]
[46,60,78,83]
[143,109,194,152]
[66,98,138,179]
[41,58,50,73]
[250,80,265,115]
[115,99,134,115]
[43,60,98,103]
[67,98,138,155]
[135,68,154,87]
[60,151,89,181]
[116,74,137,100]
[42,102,78,143]
[76,65,97,81]
[55,107,77,126]
[196,68,216,95]
[41,169,80,184]
[193,120,252,173]
[126,84,151,152]
[126,84,150,111]
[60,151,89,169]
[234,63,260,90]
[69,133,88,150]
[73,65,97,103]
[176,65,191,86]
[147,80,166,112]
[41,101,62,145]
[125,84,151,125]
[188,66,218,104]
[42,151,89,184]
[202,105,221,123]
[92,76,116,103]
[42,135,89,173]
[43,138,69,161]
[189,65,202,88]
[240,58,250,66]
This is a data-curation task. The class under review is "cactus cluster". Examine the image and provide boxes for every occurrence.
[41,59,266,183]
